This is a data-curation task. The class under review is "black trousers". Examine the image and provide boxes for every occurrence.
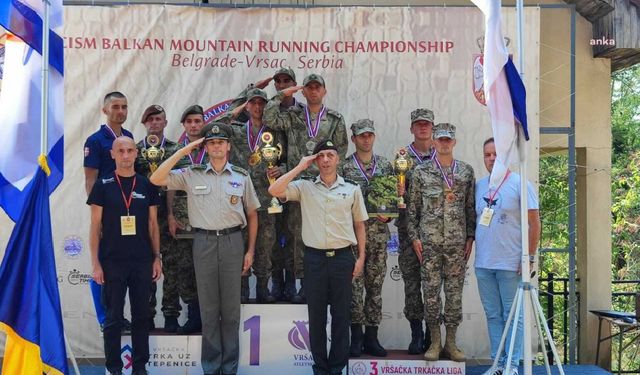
[102,260,153,373]
[304,246,354,375]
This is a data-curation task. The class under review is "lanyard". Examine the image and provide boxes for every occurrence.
[183,138,206,165]
[487,170,511,206]
[115,174,137,216]
[247,121,265,153]
[352,154,377,183]
[433,156,457,190]
[408,143,434,164]
[304,105,326,138]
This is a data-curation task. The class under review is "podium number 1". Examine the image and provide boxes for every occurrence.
[243,315,260,365]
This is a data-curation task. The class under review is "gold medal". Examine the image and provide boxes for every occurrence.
[230,195,239,205]
[446,191,456,203]
[249,152,261,167]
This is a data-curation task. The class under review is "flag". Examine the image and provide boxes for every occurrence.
[470,0,529,189]
[0,0,64,222]
[0,160,69,375]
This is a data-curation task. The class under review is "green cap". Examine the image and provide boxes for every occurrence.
[273,67,296,82]
[350,119,376,135]
[432,122,456,139]
[201,122,231,140]
[411,108,435,124]
[303,73,325,87]
[246,88,268,102]
[181,104,204,123]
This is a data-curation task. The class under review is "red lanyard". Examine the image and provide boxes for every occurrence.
[487,170,511,206]
[115,174,137,215]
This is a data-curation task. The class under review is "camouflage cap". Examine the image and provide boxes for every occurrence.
[246,88,268,102]
[140,104,165,124]
[273,67,296,82]
[350,119,376,136]
[303,73,325,87]
[201,122,231,141]
[432,122,456,139]
[411,108,435,124]
[180,104,204,123]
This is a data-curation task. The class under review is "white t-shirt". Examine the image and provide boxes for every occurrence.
[474,172,539,271]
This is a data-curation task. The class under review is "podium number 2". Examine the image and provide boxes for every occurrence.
[243,315,260,365]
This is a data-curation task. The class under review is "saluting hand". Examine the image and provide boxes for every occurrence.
[412,239,424,264]
[281,85,303,97]
[182,137,204,155]
[298,154,318,170]
[231,102,248,118]
[255,77,273,89]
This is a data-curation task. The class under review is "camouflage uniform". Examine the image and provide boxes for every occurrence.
[218,110,287,280]
[263,81,348,278]
[135,137,184,319]
[161,142,203,317]
[407,154,475,328]
[339,152,393,326]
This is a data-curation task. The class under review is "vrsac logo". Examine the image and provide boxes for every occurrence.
[288,321,314,366]
[120,344,133,370]
[63,235,83,258]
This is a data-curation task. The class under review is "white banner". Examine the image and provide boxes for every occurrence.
[0,4,540,362]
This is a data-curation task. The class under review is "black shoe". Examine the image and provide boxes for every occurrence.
[148,318,155,331]
[109,371,123,375]
[291,280,306,304]
[363,326,387,357]
[178,302,202,334]
[256,277,277,303]
[131,370,148,375]
[408,319,425,354]
[283,270,296,302]
[122,319,132,334]
[349,324,363,357]
[241,276,250,304]
[271,270,285,301]
[164,316,179,333]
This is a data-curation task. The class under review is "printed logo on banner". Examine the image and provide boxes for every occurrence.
[288,321,314,366]
[204,100,232,124]
[121,344,133,370]
[68,269,92,285]
[63,235,83,259]
[351,361,367,375]
[390,265,402,281]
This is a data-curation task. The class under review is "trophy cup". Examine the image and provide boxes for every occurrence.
[394,148,413,209]
[259,132,284,214]
[141,135,165,175]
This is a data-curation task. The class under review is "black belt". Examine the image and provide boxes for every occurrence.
[194,226,242,237]
[305,245,351,258]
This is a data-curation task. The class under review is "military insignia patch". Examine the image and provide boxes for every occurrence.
[230,195,239,205]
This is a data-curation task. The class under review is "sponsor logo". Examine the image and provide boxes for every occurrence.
[204,100,232,124]
[351,361,368,375]
[63,235,83,258]
[390,264,402,281]
[121,344,133,370]
[68,269,92,285]
[288,321,314,367]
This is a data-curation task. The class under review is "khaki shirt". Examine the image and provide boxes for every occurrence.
[285,175,368,250]
[166,162,260,230]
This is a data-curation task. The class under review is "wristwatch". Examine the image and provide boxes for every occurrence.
[154,253,162,260]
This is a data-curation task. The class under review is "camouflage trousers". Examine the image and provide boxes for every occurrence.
[397,227,424,320]
[242,210,276,278]
[271,207,293,273]
[421,243,467,327]
[161,235,198,317]
[285,201,304,278]
[350,219,389,326]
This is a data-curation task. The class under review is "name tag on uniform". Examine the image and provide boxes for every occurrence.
[121,215,137,236]
[195,185,207,190]
[479,208,494,227]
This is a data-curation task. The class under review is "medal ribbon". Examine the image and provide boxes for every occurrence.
[487,170,511,207]
[246,121,266,153]
[183,138,206,165]
[433,156,458,191]
[143,136,166,149]
[407,143,434,164]
[352,154,377,183]
[115,174,137,216]
[304,105,326,138]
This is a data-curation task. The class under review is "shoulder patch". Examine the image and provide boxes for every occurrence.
[300,176,315,181]
[231,165,249,176]
[343,177,358,185]
[190,164,206,170]
[326,108,344,119]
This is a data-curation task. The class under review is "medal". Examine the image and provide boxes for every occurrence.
[249,152,261,166]
[433,156,458,203]
[230,195,239,205]
[247,120,265,153]
[306,140,316,155]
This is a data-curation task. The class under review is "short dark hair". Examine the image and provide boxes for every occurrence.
[104,91,126,105]
[483,137,495,148]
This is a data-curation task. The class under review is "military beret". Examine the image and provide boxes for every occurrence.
[350,119,376,136]
[273,67,296,82]
[303,73,325,87]
[180,104,204,123]
[140,104,165,124]
[411,108,435,124]
[246,88,268,102]
[200,122,231,141]
[433,122,456,139]
[312,139,338,154]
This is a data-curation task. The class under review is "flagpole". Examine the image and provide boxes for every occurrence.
[514,0,533,374]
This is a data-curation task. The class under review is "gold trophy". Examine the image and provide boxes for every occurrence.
[259,132,284,214]
[141,135,165,175]
[394,148,413,209]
